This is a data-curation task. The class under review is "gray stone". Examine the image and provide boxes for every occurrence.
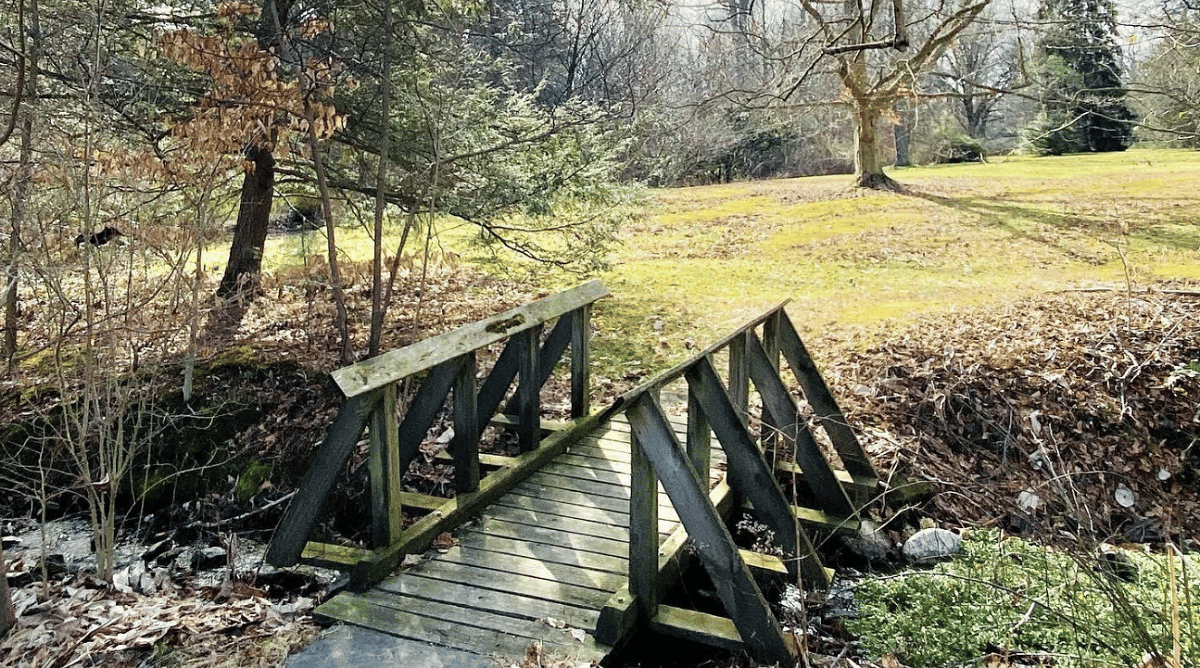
[902,527,961,563]
[842,519,892,564]
[192,546,228,570]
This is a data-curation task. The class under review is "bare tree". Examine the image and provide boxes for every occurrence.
[793,0,990,188]
[932,10,1022,140]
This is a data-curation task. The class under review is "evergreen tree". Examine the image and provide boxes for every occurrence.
[1028,0,1136,154]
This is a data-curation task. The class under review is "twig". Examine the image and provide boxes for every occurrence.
[184,492,296,530]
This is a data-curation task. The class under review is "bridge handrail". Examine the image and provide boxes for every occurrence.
[332,280,609,398]
[266,280,609,572]
[598,304,877,665]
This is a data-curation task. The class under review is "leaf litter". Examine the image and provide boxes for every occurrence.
[818,289,1200,545]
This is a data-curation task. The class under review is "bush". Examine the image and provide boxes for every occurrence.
[1023,110,1085,156]
[934,136,987,164]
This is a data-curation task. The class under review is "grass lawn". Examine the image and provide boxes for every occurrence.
[599,148,1200,355]
[246,148,1200,375]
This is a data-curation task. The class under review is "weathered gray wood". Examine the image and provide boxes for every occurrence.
[455,530,628,576]
[316,591,606,661]
[542,456,637,483]
[431,544,625,591]
[728,332,750,419]
[397,357,464,474]
[475,335,520,429]
[473,517,629,559]
[571,304,591,418]
[776,310,878,481]
[372,572,599,630]
[774,459,878,498]
[349,412,602,589]
[595,479,734,646]
[453,351,480,492]
[332,280,609,398]
[369,384,403,547]
[517,324,543,452]
[687,388,711,477]
[554,451,634,474]
[628,419,659,620]
[358,588,604,655]
[626,395,794,666]
[760,311,782,451]
[487,498,677,539]
[267,392,381,566]
[746,333,856,518]
[400,555,616,607]
[532,467,635,500]
[686,355,831,588]
[492,314,573,421]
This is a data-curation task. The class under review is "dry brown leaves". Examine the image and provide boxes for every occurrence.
[1,575,317,668]
[821,290,1200,543]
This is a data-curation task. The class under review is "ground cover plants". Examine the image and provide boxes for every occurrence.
[848,529,1198,668]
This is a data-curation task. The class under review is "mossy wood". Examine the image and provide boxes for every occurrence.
[266,393,380,566]
[267,281,607,569]
[348,412,603,589]
[627,395,795,665]
[687,355,832,586]
[777,312,878,483]
[746,331,856,518]
[607,304,876,663]
[284,293,880,664]
[315,414,722,661]
[331,279,607,399]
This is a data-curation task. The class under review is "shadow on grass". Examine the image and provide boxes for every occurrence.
[904,188,1200,255]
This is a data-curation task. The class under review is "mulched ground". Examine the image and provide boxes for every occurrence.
[817,289,1200,548]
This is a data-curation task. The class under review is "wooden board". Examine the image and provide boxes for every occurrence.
[315,412,818,665]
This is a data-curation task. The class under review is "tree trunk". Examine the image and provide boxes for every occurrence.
[852,98,900,190]
[893,100,912,167]
[368,0,393,358]
[0,542,14,638]
[217,146,274,298]
[4,0,40,370]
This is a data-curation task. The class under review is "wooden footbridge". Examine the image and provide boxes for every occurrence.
[266,281,882,665]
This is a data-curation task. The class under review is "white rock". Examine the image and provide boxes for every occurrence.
[1017,490,1040,512]
[902,527,962,563]
[1115,484,1136,508]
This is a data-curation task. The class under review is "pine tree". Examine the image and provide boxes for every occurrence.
[1028,0,1136,154]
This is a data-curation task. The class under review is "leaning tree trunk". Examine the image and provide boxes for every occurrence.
[851,97,901,190]
[217,145,274,298]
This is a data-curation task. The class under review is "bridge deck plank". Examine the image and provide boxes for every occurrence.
[314,413,842,662]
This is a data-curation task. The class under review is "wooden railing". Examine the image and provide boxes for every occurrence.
[596,304,878,665]
[266,280,609,587]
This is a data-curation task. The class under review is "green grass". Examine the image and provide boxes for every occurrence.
[596,148,1200,357]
